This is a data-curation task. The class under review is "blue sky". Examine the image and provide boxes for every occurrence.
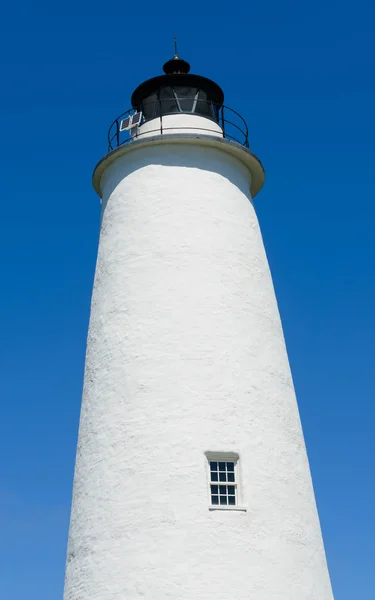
[0,0,374,597]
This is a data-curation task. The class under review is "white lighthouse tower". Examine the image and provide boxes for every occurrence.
[64,50,334,600]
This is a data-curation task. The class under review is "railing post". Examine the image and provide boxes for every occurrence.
[221,106,225,139]
[116,120,120,148]
[159,99,163,135]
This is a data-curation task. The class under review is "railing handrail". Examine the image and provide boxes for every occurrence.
[107,99,250,151]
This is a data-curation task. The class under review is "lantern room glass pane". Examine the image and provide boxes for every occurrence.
[173,86,197,112]
[159,86,179,114]
[140,85,220,123]
[141,92,158,119]
[195,89,213,118]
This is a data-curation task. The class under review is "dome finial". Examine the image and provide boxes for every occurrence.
[162,39,190,74]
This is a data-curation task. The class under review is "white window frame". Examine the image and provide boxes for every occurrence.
[205,451,247,511]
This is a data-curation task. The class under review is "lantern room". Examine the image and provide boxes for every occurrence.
[131,54,224,123]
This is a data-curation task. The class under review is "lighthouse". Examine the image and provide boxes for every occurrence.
[64,50,334,600]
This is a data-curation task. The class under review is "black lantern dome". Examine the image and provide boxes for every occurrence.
[131,52,224,123]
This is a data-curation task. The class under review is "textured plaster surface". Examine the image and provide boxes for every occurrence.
[136,113,223,140]
[64,143,334,600]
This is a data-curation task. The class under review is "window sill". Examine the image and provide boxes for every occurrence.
[209,505,247,512]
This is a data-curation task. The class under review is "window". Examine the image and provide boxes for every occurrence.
[141,86,219,122]
[205,452,245,510]
[142,92,158,120]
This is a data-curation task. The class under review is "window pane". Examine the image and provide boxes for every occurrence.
[211,103,220,122]
[159,86,179,114]
[207,456,240,507]
[195,90,213,118]
[173,86,197,112]
[142,93,158,120]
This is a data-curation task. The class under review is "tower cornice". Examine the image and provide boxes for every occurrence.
[92,134,265,199]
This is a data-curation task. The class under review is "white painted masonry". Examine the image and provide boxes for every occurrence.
[135,113,223,140]
[64,139,334,600]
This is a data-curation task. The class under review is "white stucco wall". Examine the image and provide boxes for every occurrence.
[134,113,223,140]
[64,142,333,600]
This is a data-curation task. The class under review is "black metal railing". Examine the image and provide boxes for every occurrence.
[107,99,249,151]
